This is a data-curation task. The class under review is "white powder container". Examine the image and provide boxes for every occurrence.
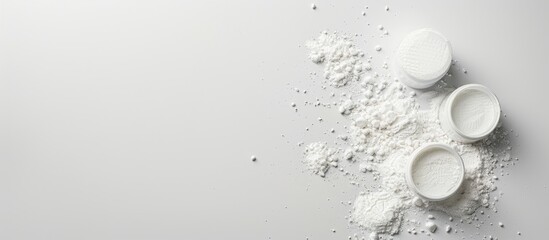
[439,84,501,143]
[406,143,465,201]
[394,29,452,89]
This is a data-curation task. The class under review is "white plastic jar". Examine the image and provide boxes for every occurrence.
[439,84,501,143]
[405,143,465,201]
[394,28,452,89]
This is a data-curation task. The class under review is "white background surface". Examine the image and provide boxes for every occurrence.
[1,0,548,239]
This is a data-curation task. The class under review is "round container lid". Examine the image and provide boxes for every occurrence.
[396,29,452,89]
[406,143,465,201]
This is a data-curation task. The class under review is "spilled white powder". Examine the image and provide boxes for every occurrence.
[411,148,462,198]
[351,191,404,235]
[306,31,366,87]
[451,89,497,136]
[302,31,516,238]
[303,142,338,177]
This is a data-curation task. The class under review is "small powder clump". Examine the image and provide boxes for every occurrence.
[304,142,339,177]
[306,31,367,87]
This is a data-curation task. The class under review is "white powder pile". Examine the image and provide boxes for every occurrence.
[306,31,367,87]
[351,191,404,235]
[302,32,516,238]
[411,148,463,198]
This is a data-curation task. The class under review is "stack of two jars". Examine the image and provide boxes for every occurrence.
[394,29,501,202]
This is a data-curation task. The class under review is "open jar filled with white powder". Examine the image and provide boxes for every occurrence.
[439,84,501,143]
[406,143,465,201]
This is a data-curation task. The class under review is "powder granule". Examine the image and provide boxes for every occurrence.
[425,221,437,233]
[304,142,339,177]
[306,31,367,87]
